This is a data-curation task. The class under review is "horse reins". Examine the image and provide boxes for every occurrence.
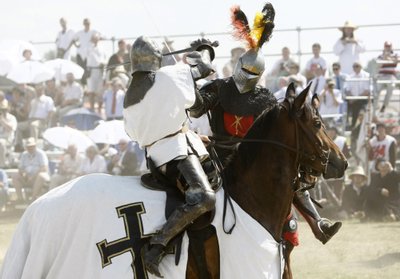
[209,104,331,182]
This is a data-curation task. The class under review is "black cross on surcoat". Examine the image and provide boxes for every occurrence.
[96,202,152,279]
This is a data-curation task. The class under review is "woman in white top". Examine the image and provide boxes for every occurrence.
[333,21,365,75]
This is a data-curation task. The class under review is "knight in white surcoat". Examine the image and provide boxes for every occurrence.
[123,36,217,277]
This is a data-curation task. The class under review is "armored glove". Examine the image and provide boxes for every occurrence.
[190,38,218,61]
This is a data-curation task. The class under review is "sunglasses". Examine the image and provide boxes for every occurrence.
[332,67,339,70]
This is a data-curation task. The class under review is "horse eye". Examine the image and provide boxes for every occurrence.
[314,120,322,129]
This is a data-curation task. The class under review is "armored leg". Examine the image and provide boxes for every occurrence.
[293,190,342,244]
[144,155,216,277]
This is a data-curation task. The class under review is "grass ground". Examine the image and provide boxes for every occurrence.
[292,220,400,278]
[1,212,399,278]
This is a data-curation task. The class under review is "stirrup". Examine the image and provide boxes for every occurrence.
[317,218,342,244]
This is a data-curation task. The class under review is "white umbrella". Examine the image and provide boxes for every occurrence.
[44,59,84,81]
[0,39,40,61]
[0,52,18,76]
[7,60,55,84]
[88,120,130,145]
[43,126,94,152]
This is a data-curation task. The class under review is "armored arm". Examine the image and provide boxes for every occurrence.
[189,80,220,118]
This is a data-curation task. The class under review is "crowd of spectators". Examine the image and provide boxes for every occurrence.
[0,18,399,222]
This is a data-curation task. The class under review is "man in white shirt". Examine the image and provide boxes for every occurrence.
[305,43,327,82]
[79,145,107,175]
[69,18,99,84]
[55,17,75,60]
[86,33,107,112]
[56,73,83,121]
[368,122,397,171]
[49,144,83,189]
[343,62,370,128]
[309,64,326,96]
[29,83,56,140]
[0,103,17,167]
[12,137,50,202]
[103,78,125,120]
[318,79,343,117]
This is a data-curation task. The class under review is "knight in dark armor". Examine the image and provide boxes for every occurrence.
[190,3,341,246]
[123,36,217,277]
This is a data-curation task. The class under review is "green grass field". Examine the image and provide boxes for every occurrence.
[1,212,399,278]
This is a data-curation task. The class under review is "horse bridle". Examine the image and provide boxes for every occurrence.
[210,103,331,182]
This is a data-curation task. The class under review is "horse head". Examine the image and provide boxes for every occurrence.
[283,83,348,184]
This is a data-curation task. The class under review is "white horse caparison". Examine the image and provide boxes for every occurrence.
[1,174,283,279]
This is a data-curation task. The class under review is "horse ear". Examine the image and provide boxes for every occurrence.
[285,82,296,99]
[293,82,311,110]
[311,93,320,109]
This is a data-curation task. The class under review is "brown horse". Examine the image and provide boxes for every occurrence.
[186,83,348,279]
[2,85,347,279]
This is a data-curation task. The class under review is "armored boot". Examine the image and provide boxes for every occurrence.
[144,155,216,277]
[293,190,342,244]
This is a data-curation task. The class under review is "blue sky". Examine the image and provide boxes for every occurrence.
[2,0,400,72]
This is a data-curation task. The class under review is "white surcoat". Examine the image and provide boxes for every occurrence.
[123,64,207,167]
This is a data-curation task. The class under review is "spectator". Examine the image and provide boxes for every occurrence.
[267,47,296,92]
[326,126,351,198]
[110,65,129,89]
[10,87,31,152]
[103,78,125,120]
[45,79,63,107]
[79,145,107,175]
[27,83,55,140]
[0,103,17,168]
[376,41,399,113]
[330,62,349,118]
[0,91,8,108]
[318,79,343,117]
[107,139,140,176]
[305,43,327,82]
[288,62,307,90]
[327,126,351,159]
[86,33,107,112]
[331,62,349,92]
[368,122,397,169]
[365,159,400,221]
[0,169,9,211]
[273,76,289,102]
[106,39,130,79]
[287,75,303,95]
[333,21,365,75]
[309,64,326,95]
[270,46,296,78]
[69,18,100,84]
[55,17,75,60]
[22,49,33,61]
[55,73,84,121]
[12,137,50,202]
[343,61,370,128]
[222,47,246,78]
[49,144,83,189]
[339,165,368,219]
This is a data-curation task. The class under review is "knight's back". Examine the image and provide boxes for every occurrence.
[123,64,195,148]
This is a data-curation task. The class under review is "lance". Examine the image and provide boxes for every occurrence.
[106,40,219,70]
